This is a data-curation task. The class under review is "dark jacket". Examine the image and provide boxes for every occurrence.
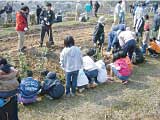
[36,7,42,17]
[152,13,160,31]
[40,9,55,26]
[4,4,13,14]
[94,1,100,10]
[93,23,104,43]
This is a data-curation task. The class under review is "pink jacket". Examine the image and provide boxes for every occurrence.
[114,58,132,76]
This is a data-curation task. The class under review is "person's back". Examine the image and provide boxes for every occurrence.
[85,3,92,13]
[36,6,42,17]
[83,56,97,71]
[4,4,12,14]
[149,41,160,53]
[112,24,126,31]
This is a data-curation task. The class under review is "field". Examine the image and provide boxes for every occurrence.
[1,14,160,120]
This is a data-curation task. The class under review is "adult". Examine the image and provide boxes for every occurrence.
[16,6,29,52]
[75,0,82,21]
[94,1,100,18]
[0,57,19,120]
[118,28,136,59]
[85,2,92,19]
[4,2,13,24]
[152,9,160,39]
[36,5,42,24]
[152,1,158,14]
[39,2,55,47]
[114,0,122,24]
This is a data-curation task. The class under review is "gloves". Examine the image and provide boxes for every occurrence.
[46,22,50,26]
[24,27,28,31]
[44,17,47,21]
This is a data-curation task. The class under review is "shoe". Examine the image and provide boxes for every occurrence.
[90,82,97,88]
[151,54,158,58]
[66,94,71,98]
[49,41,54,45]
[122,80,128,85]
[78,88,85,93]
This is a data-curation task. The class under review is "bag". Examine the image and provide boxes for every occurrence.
[95,60,108,83]
[132,47,145,64]
[77,69,89,87]
[42,79,65,99]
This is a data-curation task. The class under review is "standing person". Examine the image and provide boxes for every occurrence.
[75,0,82,21]
[16,6,29,52]
[36,5,42,24]
[114,0,122,24]
[94,1,100,18]
[60,36,83,97]
[39,2,55,47]
[119,0,126,24]
[118,27,137,60]
[85,2,92,19]
[153,1,158,14]
[142,14,150,55]
[152,9,160,39]
[0,57,19,120]
[4,2,13,24]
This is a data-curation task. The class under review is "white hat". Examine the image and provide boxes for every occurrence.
[98,16,107,24]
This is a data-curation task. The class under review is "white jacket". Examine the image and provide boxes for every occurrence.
[60,46,83,72]
[114,3,121,15]
[83,56,98,71]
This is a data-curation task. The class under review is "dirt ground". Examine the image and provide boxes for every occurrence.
[1,16,160,120]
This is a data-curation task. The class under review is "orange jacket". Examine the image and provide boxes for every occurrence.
[16,11,27,31]
[125,56,133,71]
[149,41,160,53]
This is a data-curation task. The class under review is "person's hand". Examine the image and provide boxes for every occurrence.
[44,17,47,21]
[24,27,28,31]
[46,22,50,26]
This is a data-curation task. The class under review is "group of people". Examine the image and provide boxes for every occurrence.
[1,0,160,120]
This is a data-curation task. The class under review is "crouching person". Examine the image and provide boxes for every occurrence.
[18,70,41,105]
[109,51,132,85]
[60,36,83,97]
[83,49,99,88]
[0,57,19,120]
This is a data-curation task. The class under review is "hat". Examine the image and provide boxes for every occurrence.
[98,16,107,24]
[46,72,57,80]
[46,2,52,7]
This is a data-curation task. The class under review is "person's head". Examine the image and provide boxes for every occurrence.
[86,48,96,56]
[144,14,149,20]
[113,50,126,62]
[46,2,52,10]
[152,37,156,41]
[118,0,122,4]
[40,70,49,77]
[0,57,7,67]
[37,5,40,8]
[98,16,107,25]
[21,6,29,14]
[26,70,33,77]
[0,64,11,74]
[46,72,57,80]
[64,36,75,47]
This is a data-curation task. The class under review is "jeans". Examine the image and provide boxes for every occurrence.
[65,70,79,95]
[119,12,125,24]
[123,39,136,60]
[148,48,158,55]
[0,96,18,120]
[141,43,148,54]
[17,31,25,50]
[40,26,53,45]
[112,67,129,81]
[84,69,98,84]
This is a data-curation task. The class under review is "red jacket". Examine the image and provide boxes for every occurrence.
[16,11,27,31]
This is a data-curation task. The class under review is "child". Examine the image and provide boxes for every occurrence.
[93,16,106,51]
[60,36,83,97]
[142,14,150,55]
[109,51,132,84]
[18,70,41,105]
[148,38,160,58]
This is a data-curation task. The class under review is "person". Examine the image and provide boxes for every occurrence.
[94,1,100,18]
[109,51,132,85]
[85,2,92,19]
[16,6,29,52]
[0,57,19,120]
[93,16,106,51]
[118,27,136,60]
[114,0,122,24]
[133,3,144,28]
[153,1,158,14]
[39,2,55,47]
[75,0,82,21]
[36,5,42,24]
[111,23,126,32]
[148,38,160,58]
[60,36,83,97]
[152,8,160,39]
[142,14,150,55]
[119,0,126,24]
[83,49,99,87]
[135,16,145,37]
[4,2,13,24]
[18,70,41,105]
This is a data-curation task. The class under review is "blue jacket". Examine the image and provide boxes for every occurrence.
[85,3,92,12]
[19,77,41,98]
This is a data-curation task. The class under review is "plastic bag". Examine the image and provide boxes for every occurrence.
[77,69,89,87]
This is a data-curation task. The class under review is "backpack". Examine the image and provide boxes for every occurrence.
[42,79,65,99]
[132,47,145,64]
